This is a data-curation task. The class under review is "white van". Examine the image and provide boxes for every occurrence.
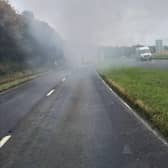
[136,47,152,61]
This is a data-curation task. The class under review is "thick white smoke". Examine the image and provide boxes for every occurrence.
[9,0,168,66]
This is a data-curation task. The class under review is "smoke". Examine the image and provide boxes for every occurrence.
[9,0,168,44]
[8,0,168,67]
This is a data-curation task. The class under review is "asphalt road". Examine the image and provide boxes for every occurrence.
[137,60,168,69]
[0,68,168,168]
[0,70,67,138]
[103,58,168,70]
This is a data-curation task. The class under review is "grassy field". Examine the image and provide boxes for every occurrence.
[0,69,47,92]
[0,74,39,92]
[0,71,35,84]
[152,54,168,59]
[101,67,168,137]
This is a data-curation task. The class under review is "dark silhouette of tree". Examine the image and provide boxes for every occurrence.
[0,1,64,74]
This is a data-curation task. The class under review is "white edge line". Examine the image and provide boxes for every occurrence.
[96,72,168,147]
[46,89,55,97]
[0,135,12,148]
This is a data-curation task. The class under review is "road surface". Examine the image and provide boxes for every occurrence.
[0,70,67,138]
[102,59,168,69]
[0,68,168,168]
[137,60,168,69]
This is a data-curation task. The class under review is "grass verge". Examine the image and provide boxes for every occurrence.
[152,54,168,60]
[100,67,168,137]
[0,72,44,93]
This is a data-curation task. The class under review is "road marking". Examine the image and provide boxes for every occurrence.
[97,72,168,147]
[46,89,55,97]
[0,135,11,148]
[122,144,132,154]
[62,77,66,82]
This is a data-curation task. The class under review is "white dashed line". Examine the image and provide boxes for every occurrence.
[46,89,55,97]
[96,72,168,147]
[122,144,132,155]
[62,77,66,82]
[0,135,11,148]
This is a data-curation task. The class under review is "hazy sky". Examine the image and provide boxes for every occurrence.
[9,0,168,46]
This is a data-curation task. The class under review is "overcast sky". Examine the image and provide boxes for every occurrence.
[8,0,168,46]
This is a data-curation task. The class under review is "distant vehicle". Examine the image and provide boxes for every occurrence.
[136,46,152,61]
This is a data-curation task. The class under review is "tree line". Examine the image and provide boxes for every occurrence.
[0,1,64,75]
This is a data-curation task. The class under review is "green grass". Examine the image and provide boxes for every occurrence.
[0,74,39,92]
[101,67,168,137]
[152,54,168,59]
[0,67,49,92]
[0,71,34,84]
